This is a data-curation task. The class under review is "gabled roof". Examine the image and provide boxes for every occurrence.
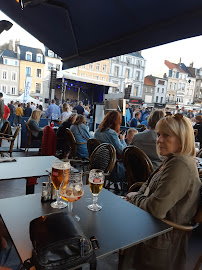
[144,75,155,86]
[18,45,45,63]
[164,60,186,73]
[0,49,18,59]
[186,66,196,78]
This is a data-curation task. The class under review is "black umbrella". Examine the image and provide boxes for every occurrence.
[1,0,202,68]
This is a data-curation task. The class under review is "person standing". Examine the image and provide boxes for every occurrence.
[130,111,141,128]
[8,101,15,127]
[125,103,132,124]
[24,103,32,117]
[3,104,10,121]
[45,99,61,120]
[0,93,4,129]
[73,101,85,115]
[15,104,23,126]
[30,102,36,111]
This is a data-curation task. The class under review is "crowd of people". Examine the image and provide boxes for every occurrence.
[0,93,201,269]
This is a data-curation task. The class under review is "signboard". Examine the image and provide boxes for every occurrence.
[129,98,143,105]
[24,76,32,103]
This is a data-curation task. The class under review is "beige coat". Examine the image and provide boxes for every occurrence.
[120,154,201,270]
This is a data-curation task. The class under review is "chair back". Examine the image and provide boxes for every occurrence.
[87,138,101,157]
[66,128,77,158]
[123,146,154,188]
[0,121,9,134]
[89,143,116,173]
[13,126,21,139]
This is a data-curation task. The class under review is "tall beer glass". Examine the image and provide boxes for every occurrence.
[51,160,70,209]
[87,169,104,211]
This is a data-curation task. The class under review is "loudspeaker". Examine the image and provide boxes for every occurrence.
[45,98,49,103]
[50,70,57,89]
[124,85,132,99]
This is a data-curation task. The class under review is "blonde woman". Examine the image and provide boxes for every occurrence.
[121,114,201,270]
[27,110,43,139]
[60,103,72,122]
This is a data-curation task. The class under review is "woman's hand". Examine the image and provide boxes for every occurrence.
[127,192,138,201]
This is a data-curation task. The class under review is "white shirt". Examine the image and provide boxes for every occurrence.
[60,111,72,122]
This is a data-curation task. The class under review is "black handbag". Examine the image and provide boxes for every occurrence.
[23,212,97,270]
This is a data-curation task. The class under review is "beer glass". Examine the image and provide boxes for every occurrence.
[60,171,84,221]
[87,169,104,211]
[51,160,70,209]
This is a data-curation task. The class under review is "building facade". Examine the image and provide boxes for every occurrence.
[44,47,63,77]
[18,45,45,97]
[108,52,146,97]
[0,49,19,96]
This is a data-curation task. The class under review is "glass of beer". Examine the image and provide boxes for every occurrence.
[60,171,84,221]
[51,160,70,209]
[87,169,104,212]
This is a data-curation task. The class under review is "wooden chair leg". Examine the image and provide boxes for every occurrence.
[193,253,202,270]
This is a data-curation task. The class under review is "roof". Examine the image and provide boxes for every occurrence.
[164,60,186,73]
[144,76,155,86]
[2,1,202,68]
[18,45,45,63]
[129,52,144,59]
[0,49,18,59]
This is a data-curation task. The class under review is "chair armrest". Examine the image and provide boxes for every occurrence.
[0,136,14,141]
[162,219,198,231]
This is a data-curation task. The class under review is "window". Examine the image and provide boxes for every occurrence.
[4,59,8,64]
[114,66,119,77]
[180,74,182,79]
[170,82,172,89]
[1,85,7,93]
[81,73,85,77]
[89,64,93,70]
[172,71,176,78]
[26,67,31,77]
[162,88,164,93]
[48,50,54,57]
[135,71,140,80]
[157,88,159,93]
[11,72,17,81]
[26,52,32,61]
[156,96,159,102]
[125,69,130,79]
[178,83,181,89]
[102,64,107,72]
[15,60,18,66]
[81,65,86,69]
[36,54,42,63]
[126,57,131,64]
[35,83,41,93]
[56,64,60,71]
[116,56,120,62]
[95,63,100,71]
[95,76,99,80]
[2,70,8,80]
[173,83,176,90]
[36,69,42,78]
[182,83,185,90]
[172,95,175,100]
[133,86,138,96]
[136,60,140,66]
[160,97,163,103]
[88,74,93,78]
[48,62,53,70]
[11,86,16,95]
[184,75,186,80]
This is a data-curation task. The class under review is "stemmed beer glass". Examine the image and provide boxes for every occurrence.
[51,160,70,209]
[60,171,84,221]
[88,169,104,211]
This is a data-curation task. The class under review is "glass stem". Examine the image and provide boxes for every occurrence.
[56,190,61,205]
[68,202,73,213]
[93,194,98,205]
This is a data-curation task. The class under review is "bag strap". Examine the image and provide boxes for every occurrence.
[21,257,34,270]
[77,125,89,141]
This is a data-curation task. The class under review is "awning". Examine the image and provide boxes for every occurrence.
[2,0,202,68]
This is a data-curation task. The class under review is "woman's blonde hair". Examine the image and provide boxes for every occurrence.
[156,114,196,156]
[62,102,70,112]
[29,110,42,123]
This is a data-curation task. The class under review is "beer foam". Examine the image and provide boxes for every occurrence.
[52,161,70,170]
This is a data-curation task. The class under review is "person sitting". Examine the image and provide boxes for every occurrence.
[60,103,72,122]
[27,110,43,140]
[126,128,138,145]
[94,111,127,190]
[131,110,165,170]
[130,111,141,128]
[70,115,92,158]
[122,113,201,270]
[193,115,202,148]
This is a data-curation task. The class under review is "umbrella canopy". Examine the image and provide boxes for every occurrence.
[2,0,202,68]
[0,92,15,104]
[16,93,40,104]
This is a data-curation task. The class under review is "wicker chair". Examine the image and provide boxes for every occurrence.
[24,121,42,156]
[87,138,101,157]
[122,146,154,190]
[0,126,21,157]
[85,143,116,186]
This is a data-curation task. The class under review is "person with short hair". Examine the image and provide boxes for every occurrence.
[73,101,85,115]
[123,114,201,270]
[131,109,165,169]
[24,103,32,117]
[14,104,23,126]
[45,99,61,120]
[126,128,138,145]
[8,101,15,126]
[130,111,141,128]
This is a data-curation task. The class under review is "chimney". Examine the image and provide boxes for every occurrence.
[15,39,20,52]
[189,62,194,68]
[8,40,13,51]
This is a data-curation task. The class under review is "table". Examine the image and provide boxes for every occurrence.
[0,156,77,194]
[0,186,172,265]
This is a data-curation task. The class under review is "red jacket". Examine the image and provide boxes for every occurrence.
[41,125,57,156]
[3,105,10,120]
